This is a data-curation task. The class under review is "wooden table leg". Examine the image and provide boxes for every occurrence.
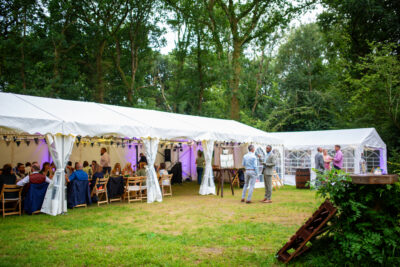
[229,169,235,196]
[220,171,224,198]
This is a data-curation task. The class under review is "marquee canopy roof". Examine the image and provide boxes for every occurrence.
[269,128,386,150]
[0,92,281,144]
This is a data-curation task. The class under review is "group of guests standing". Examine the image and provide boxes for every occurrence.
[241,145,276,204]
[314,145,343,172]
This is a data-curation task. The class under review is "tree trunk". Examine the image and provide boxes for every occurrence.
[230,42,241,120]
[196,30,205,113]
[128,25,139,105]
[252,50,265,115]
[95,40,106,103]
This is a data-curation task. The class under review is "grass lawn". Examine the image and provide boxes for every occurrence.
[0,183,322,266]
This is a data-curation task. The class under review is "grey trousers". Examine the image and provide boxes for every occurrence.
[242,170,257,201]
[263,174,272,200]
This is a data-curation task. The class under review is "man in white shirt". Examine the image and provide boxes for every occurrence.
[17,163,52,186]
[100,147,111,174]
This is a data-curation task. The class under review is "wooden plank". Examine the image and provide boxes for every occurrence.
[350,174,398,184]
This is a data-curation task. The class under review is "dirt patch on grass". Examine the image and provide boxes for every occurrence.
[197,246,225,256]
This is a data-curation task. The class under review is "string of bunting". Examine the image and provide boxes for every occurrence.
[1,134,243,149]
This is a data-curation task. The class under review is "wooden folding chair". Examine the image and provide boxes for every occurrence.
[272,170,284,190]
[0,185,23,218]
[137,176,147,200]
[125,177,143,203]
[232,171,240,188]
[159,174,173,197]
[91,178,109,206]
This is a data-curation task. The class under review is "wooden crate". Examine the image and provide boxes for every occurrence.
[276,199,337,264]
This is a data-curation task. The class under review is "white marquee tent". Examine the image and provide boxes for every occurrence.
[0,93,388,216]
[0,92,282,216]
[269,128,387,185]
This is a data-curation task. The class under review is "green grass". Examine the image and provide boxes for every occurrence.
[0,183,322,266]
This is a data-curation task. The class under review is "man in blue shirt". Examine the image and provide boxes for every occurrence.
[68,163,88,182]
[241,144,259,203]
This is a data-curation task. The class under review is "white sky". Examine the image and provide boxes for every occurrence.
[159,3,324,55]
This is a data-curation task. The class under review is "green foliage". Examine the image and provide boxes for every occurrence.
[300,169,400,266]
[388,148,400,175]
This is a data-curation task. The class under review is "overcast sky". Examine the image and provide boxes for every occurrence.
[159,3,324,55]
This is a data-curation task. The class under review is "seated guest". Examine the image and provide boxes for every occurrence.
[40,162,52,178]
[82,161,92,177]
[138,153,147,164]
[17,163,51,186]
[50,162,56,173]
[122,163,134,176]
[0,164,17,198]
[137,162,147,177]
[67,163,91,208]
[17,163,51,214]
[25,162,31,175]
[90,163,104,191]
[111,163,122,176]
[67,163,88,182]
[65,161,74,178]
[15,163,26,182]
[158,162,168,176]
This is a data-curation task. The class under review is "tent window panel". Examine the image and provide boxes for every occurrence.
[255,148,265,183]
[273,149,282,180]
[342,148,355,173]
[284,150,311,175]
[364,149,380,172]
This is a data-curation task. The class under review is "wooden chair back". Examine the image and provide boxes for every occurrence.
[160,174,173,197]
[125,177,143,203]
[1,185,23,217]
[93,177,109,206]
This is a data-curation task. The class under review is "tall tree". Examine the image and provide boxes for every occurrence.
[112,0,161,105]
[167,0,308,119]
[78,0,130,103]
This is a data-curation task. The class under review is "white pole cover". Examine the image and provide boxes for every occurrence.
[199,140,216,195]
[143,138,162,203]
[41,134,75,215]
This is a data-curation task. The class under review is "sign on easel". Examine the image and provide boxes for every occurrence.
[220,154,234,168]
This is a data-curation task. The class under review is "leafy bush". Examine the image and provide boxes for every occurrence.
[388,148,400,175]
[296,169,400,266]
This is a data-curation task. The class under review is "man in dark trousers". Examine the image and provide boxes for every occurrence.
[315,147,325,172]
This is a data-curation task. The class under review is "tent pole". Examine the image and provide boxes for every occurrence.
[61,135,65,214]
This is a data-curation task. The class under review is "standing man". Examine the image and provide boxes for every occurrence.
[315,147,325,173]
[260,145,276,204]
[241,145,258,204]
[100,147,111,174]
[333,145,343,170]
